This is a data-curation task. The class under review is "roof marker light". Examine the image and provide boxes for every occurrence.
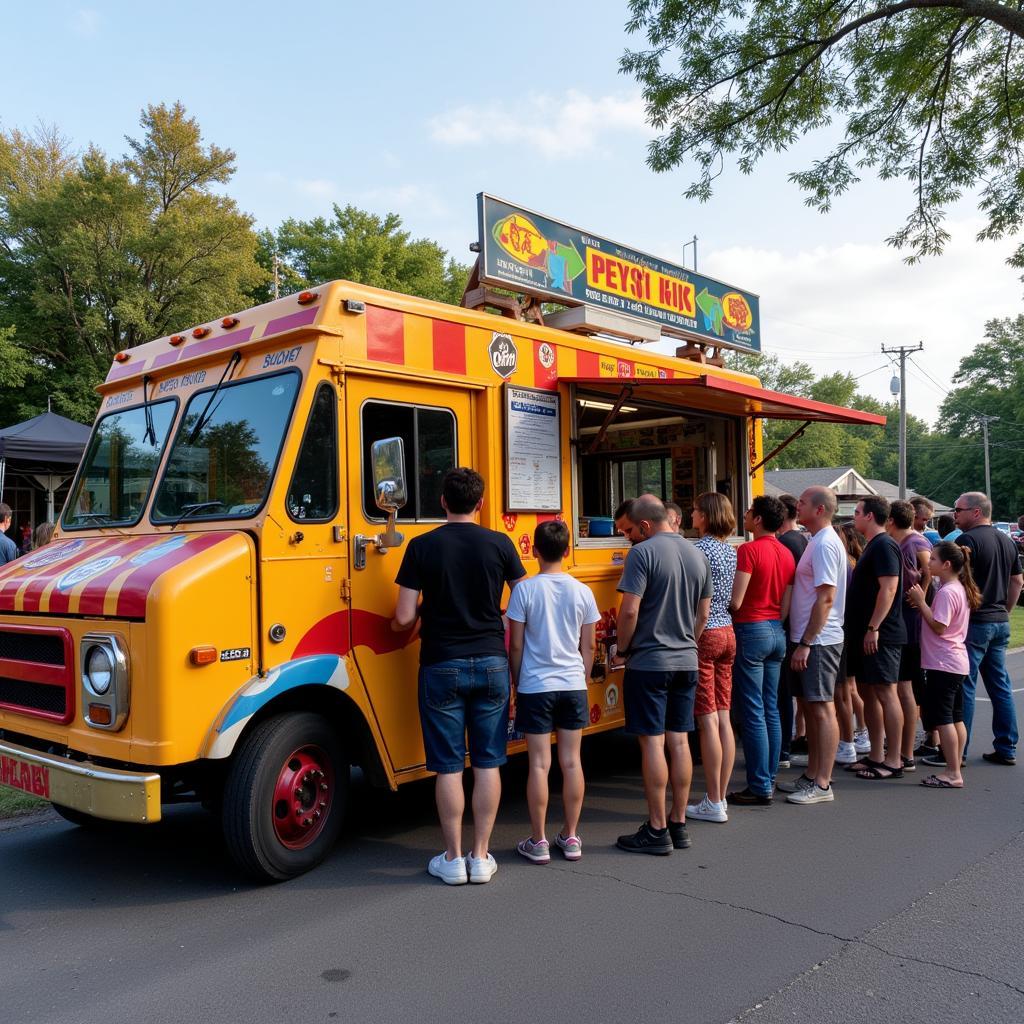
[193,327,211,339]
[169,334,186,346]
[222,316,239,328]
[297,291,319,305]
[115,351,130,363]
[344,299,366,314]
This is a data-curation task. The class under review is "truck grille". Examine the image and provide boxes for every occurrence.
[0,626,74,725]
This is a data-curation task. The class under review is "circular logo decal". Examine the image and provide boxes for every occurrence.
[129,535,188,567]
[502,513,518,532]
[537,342,555,369]
[23,539,86,569]
[590,704,602,725]
[56,556,121,591]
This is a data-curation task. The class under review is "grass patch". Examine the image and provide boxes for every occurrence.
[1011,605,1024,649]
[0,787,46,819]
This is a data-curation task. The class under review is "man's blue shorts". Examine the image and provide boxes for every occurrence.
[418,655,510,773]
[623,667,698,736]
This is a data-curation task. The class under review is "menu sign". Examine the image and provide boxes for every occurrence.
[478,193,761,353]
[504,385,561,512]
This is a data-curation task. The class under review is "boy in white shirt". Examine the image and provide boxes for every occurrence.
[507,520,600,863]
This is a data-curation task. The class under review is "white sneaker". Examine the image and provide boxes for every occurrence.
[854,729,871,754]
[467,852,498,884]
[428,852,468,885]
[786,784,835,805]
[835,741,858,764]
[685,794,728,822]
[776,773,814,794]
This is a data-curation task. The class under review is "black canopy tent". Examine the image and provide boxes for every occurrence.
[0,411,92,524]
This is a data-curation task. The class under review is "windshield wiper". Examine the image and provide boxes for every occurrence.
[187,351,242,446]
[168,501,225,531]
[74,512,114,524]
[142,374,156,446]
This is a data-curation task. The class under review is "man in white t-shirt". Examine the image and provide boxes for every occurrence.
[507,520,601,863]
[779,486,847,805]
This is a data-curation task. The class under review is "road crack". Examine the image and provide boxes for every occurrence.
[554,862,1024,999]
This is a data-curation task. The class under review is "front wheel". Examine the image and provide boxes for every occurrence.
[222,712,349,881]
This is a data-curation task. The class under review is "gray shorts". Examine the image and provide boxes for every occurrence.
[795,642,844,702]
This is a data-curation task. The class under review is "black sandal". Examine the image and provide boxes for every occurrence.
[856,762,903,780]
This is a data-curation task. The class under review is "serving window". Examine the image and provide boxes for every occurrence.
[573,389,746,542]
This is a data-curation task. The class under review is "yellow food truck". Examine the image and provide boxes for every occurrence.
[0,201,884,880]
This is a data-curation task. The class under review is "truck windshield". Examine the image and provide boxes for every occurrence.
[63,399,178,529]
[152,370,300,522]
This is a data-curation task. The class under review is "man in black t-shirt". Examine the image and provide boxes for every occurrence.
[847,496,906,779]
[776,494,808,767]
[953,491,1023,766]
[393,468,526,885]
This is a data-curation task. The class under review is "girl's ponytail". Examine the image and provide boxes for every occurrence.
[933,540,983,610]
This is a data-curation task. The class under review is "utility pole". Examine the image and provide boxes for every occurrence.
[979,414,1000,500]
[272,253,282,300]
[682,234,698,271]
[881,342,924,499]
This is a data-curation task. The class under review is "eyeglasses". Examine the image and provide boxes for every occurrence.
[953,506,972,513]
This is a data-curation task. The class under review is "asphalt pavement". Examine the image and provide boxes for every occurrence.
[2,654,1023,1024]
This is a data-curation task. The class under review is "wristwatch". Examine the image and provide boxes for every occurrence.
[866,626,879,633]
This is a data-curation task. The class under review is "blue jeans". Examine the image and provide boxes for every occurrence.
[963,621,1018,758]
[733,620,787,796]
[418,656,510,773]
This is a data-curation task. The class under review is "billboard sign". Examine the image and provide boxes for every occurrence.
[477,193,761,353]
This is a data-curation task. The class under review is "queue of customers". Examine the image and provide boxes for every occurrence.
[390,470,1021,884]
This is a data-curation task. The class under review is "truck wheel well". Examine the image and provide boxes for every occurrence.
[233,685,389,789]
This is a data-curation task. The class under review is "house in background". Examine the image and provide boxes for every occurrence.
[763,466,950,521]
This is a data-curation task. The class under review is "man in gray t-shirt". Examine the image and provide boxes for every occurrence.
[611,495,711,856]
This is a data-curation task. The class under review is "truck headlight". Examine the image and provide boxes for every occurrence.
[80,633,129,730]
[85,645,114,694]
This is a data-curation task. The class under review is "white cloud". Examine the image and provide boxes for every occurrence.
[428,90,651,159]
[352,184,449,220]
[701,219,1023,426]
[71,8,99,36]
[295,179,337,199]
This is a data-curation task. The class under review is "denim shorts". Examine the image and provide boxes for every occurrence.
[515,690,588,734]
[623,668,698,736]
[795,642,844,702]
[418,656,510,773]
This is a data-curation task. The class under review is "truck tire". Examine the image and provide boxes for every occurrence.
[222,712,348,882]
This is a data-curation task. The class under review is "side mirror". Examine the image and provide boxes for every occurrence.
[355,438,406,565]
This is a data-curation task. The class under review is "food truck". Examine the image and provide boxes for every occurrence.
[0,197,885,879]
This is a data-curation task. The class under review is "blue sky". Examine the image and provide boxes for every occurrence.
[4,0,1023,427]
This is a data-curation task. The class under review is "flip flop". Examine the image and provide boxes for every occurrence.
[920,774,962,789]
[856,763,903,780]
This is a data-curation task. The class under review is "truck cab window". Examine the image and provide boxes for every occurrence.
[287,383,339,522]
[361,401,456,521]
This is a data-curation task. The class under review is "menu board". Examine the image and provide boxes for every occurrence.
[504,385,562,512]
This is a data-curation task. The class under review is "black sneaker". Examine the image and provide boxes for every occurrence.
[982,751,1017,766]
[914,743,940,758]
[726,787,773,806]
[790,736,809,755]
[616,821,673,855]
[668,821,692,849]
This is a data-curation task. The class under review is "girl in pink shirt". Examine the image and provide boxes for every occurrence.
[906,542,981,789]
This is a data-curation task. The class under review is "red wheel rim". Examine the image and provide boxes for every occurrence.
[271,744,334,849]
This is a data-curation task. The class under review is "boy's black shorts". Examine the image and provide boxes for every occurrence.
[515,690,588,733]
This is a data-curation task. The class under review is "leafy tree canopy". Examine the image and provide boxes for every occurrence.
[0,103,265,424]
[253,205,471,307]
[622,1,1024,269]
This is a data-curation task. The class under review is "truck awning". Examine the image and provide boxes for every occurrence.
[561,374,886,426]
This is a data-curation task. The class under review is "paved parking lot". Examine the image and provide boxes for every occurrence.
[2,654,1022,1024]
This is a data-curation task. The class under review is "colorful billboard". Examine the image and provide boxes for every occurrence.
[477,194,761,354]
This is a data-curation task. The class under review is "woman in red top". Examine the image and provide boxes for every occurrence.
[727,496,796,804]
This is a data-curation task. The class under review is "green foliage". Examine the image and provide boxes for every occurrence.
[255,205,471,306]
[0,103,266,426]
[622,1,1024,270]
[730,318,1024,517]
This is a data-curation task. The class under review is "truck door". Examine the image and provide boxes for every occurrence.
[344,375,474,774]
